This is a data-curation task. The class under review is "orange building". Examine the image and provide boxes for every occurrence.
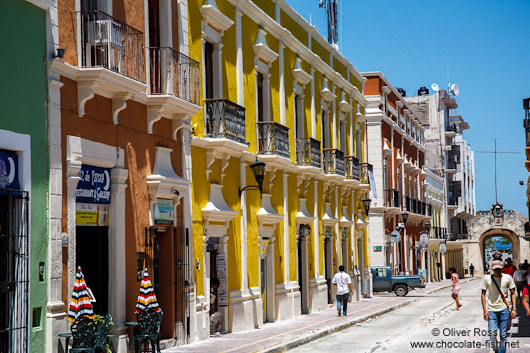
[49,0,200,350]
[362,72,431,281]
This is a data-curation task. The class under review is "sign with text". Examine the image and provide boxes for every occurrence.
[76,165,111,204]
[153,199,174,225]
[76,203,109,226]
[0,150,20,190]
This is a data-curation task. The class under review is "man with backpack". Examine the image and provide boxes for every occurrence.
[481,260,517,353]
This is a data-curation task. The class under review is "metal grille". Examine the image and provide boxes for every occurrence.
[0,190,29,353]
[174,228,190,345]
[143,227,160,297]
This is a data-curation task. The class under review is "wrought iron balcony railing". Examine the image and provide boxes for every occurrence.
[74,11,145,82]
[257,121,290,159]
[148,47,200,105]
[360,163,372,184]
[431,226,447,239]
[345,156,360,180]
[404,195,411,212]
[295,138,321,168]
[204,99,246,144]
[322,149,345,176]
[385,189,400,208]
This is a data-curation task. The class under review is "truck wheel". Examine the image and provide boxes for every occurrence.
[394,284,408,296]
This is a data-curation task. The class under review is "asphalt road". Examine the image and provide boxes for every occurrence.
[289,278,530,353]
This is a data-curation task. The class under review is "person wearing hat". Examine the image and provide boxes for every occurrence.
[481,260,517,353]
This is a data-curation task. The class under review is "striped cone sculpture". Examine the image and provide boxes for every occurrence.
[135,269,161,314]
[68,266,94,323]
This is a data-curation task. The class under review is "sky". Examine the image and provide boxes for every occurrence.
[288,0,530,216]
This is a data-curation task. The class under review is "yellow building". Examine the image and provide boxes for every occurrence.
[188,0,371,339]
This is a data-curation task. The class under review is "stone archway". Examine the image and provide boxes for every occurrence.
[464,209,530,276]
[479,229,520,272]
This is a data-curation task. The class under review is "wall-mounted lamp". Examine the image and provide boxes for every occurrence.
[402,212,409,227]
[239,158,266,197]
[54,48,66,59]
[362,197,372,216]
[425,221,431,233]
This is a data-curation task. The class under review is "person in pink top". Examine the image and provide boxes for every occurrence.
[449,267,462,310]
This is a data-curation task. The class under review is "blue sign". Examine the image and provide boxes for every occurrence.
[76,165,111,204]
[0,150,20,190]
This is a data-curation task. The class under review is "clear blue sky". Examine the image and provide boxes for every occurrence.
[288,0,530,216]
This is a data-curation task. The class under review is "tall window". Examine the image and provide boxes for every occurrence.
[295,94,304,140]
[257,72,264,122]
[339,119,346,152]
[204,42,214,99]
[322,110,329,148]
[383,157,389,191]
[396,165,402,198]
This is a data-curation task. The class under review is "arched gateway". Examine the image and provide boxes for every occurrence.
[463,204,530,276]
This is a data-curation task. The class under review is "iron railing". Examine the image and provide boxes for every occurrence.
[148,47,200,105]
[257,121,290,159]
[322,149,345,176]
[345,156,360,180]
[403,195,411,212]
[74,11,145,82]
[360,163,372,184]
[295,138,321,168]
[204,99,246,144]
[385,189,400,208]
[431,226,447,239]
[445,124,458,133]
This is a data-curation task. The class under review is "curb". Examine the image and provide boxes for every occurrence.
[257,278,477,353]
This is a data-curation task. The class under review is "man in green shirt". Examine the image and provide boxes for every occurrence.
[481,260,517,353]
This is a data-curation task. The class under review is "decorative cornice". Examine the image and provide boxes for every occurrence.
[253,29,279,66]
[292,57,312,86]
[199,0,234,34]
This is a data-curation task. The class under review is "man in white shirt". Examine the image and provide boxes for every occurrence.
[481,260,517,353]
[332,265,353,316]
[513,264,528,303]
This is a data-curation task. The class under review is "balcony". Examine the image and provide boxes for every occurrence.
[204,99,246,144]
[426,203,432,217]
[345,156,360,180]
[75,11,145,82]
[384,189,400,208]
[360,163,373,184]
[445,124,458,138]
[257,121,290,159]
[322,149,345,176]
[431,226,447,239]
[148,47,200,105]
[295,138,321,168]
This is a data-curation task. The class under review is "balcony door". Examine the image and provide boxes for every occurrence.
[322,110,329,149]
[257,72,265,122]
[148,0,161,93]
[204,42,214,100]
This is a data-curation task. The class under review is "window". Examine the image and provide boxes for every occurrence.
[295,94,304,140]
[383,157,389,191]
[396,165,402,198]
[376,268,387,277]
[339,118,346,152]
[322,109,330,148]
[204,42,214,99]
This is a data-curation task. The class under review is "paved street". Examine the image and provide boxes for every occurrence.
[162,279,481,353]
[290,278,530,353]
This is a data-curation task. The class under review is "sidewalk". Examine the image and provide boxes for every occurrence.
[163,278,475,353]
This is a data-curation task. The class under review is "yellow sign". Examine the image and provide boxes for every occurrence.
[76,203,109,226]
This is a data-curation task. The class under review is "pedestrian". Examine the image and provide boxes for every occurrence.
[522,283,530,317]
[469,263,475,278]
[524,259,529,271]
[502,258,516,277]
[449,267,462,310]
[332,265,353,317]
[513,264,528,303]
[481,260,517,353]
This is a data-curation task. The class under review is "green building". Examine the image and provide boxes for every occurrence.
[0,0,49,352]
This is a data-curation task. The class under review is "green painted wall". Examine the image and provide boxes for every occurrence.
[0,0,48,352]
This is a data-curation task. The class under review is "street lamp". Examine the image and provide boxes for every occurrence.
[239,158,266,197]
[402,212,409,227]
[425,221,431,233]
[362,197,372,215]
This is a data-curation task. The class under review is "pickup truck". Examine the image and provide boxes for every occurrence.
[371,266,425,296]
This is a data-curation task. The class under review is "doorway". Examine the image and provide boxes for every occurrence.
[76,225,109,315]
[297,225,309,314]
[324,231,333,304]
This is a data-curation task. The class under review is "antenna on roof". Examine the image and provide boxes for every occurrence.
[450,83,460,96]
[431,83,439,92]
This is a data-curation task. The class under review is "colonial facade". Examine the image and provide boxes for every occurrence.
[362,73,430,279]
[1,1,49,352]
[406,88,476,279]
[188,0,371,338]
[49,0,200,350]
